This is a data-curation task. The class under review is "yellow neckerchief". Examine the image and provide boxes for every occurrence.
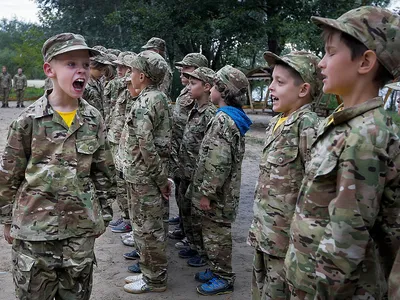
[327,106,344,126]
[55,109,77,128]
[273,116,288,132]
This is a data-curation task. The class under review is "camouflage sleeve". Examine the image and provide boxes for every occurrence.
[23,76,27,88]
[91,118,116,223]
[0,118,32,224]
[136,99,169,190]
[198,117,232,203]
[314,141,399,298]
[159,68,172,97]
[12,76,16,89]
[298,113,319,164]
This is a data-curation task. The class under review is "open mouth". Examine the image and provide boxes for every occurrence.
[271,95,279,104]
[73,78,85,91]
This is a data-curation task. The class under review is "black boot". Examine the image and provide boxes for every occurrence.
[16,104,20,108]
[20,103,25,108]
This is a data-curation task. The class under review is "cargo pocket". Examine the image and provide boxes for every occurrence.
[11,247,36,293]
[76,138,100,177]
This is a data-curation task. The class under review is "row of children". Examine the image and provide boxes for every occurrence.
[1,4,400,299]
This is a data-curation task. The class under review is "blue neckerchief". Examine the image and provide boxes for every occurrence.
[217,106,252,136]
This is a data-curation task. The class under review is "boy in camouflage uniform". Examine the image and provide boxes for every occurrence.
[285,7,400,299]
[0,33,116,300]
[118,50,172,294]
[175,67,216,264]
[169,53,209,241]
[0,65,12,108]
[13,67,27,108]
[247,51,322,300]
[191,65,252,296]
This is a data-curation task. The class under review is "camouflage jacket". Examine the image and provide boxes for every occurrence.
[169,86,195,177]
[0,92,116,241]
[83,77,105,118]
[13,74,27,90]
[285,98,400,298]
[0,72,12,89]
[248,104,319,257]
[179,101,217,181]
[389,250,400,299]
[104,77,125,128]
[118,85,171,189]
[158,64,173,97]
[191,111,245,222]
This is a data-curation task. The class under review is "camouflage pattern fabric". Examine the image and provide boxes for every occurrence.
[42,33,99,62]
[263,51,323,101]
[15,90,24,106]
[183,67,215,86]
[118,85,171,189]
[44,77,53,90]
[127,182,167,287]
[83,77,105,118]
[13,74,27,90]
[191,111,246,223]
[0,72,12,106]
[141,37,166,52]
[285,98,400,298]
[175,53,208,68]
[311,6,400,78]
[1,88,10,106]
[389,250,400,299]
[104,77,124,128]
[169,86,195,177]
[0,92,116,240]
[12,237,96,300]
[248,104,320,257]
[202,216,235,284]
[127,50,168,85]
[159,63,173,97]
[252,250,287,300]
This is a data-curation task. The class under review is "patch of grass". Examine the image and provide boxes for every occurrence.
[8,87,44,101]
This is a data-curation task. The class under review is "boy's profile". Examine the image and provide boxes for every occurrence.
[0,32,116,299]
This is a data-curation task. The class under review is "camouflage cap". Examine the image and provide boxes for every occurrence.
[141,37,166,52]
[264,51,323,101]
[126,50,167,84]
[215,65,249,93]
[92,45,107,54]
[311,6,400,78]
[113,51,137,67]
[183,67,215,85]
[90,53,114,65]
[386,81,400,91]
[42,33,100,62]
[107,48,121,56]
[175,53,208,68]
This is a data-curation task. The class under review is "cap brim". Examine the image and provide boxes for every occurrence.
[385,82,400,91]
[311,16,354,40]
[48,45,100,62]
[182,71,201,81]
[263,51,285,67]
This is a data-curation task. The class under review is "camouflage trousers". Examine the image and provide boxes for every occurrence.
[173,176,184,231]
[251,249,287,300]
[1,87,9,105]
[12,237,96,300]
[201,216,235,284]
[110,142,129,220]
[127,182,168,287]
[16,89,24,106]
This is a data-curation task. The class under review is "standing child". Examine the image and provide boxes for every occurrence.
[0,32,116,299]
[175,67,216,265]
[285,7,400,299]
[119,50,172,294]
[247,51,322,300]
[191,65,252,296]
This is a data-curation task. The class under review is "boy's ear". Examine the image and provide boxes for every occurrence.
[43,62,55,78]
[358,50,378,76]
[298,82,311,99]
[204,82,212,92]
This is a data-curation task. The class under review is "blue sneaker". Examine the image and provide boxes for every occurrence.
[178,248,198,259]
[123,250,140,260]
[187,256,207,267]
[196,277,233,296]
[168,216,180,225]
[111,221,132,233]
[109,217,123,228]
[195,269,214,283]
[128,262,141,273]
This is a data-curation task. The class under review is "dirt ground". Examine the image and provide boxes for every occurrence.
[0,101,270,299]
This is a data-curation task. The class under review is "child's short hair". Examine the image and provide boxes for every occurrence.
[214,65,249,108]
[264,51,323,101]
[312,6,400,88]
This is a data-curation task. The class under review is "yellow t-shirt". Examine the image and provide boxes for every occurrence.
[273,116,288,132]
[56,109,77,128]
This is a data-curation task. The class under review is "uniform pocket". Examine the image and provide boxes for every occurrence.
[76,138,100,178]
[266,146,298,166]
[12,245,36,293]
[76,138,100,155]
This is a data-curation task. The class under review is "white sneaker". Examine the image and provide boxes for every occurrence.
[123,279,167,294]
[120,231,133,240]
[175,237,189,249]
[125,273,143,283]
[122,236,135,247]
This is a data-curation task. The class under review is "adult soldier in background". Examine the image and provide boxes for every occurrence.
[0,65,12,108]
[141,37,173,97]
[168,53,209,243]
[13,67,27,108]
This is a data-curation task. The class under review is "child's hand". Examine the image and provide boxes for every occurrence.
[200,196,211,211]
[3,224,13,244]
[161,180,172,200]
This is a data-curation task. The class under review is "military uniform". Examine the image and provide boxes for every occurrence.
[284,7,400,299]
[0,70,12,107]
[389,250,400,299]
[104,77,124,128]
[247,51,323,300]
[13,73,27,107]
[118,51,171,291]
[83,77,105,118]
